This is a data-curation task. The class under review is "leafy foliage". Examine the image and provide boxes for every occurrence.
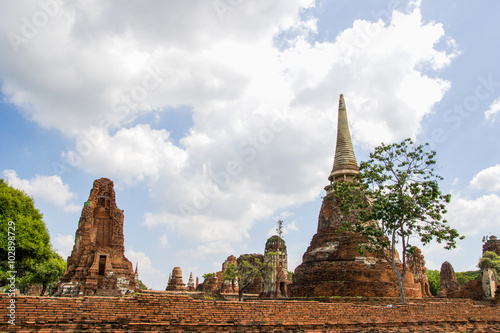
[266,236,286,249]
[478,251,500,277]
[333,139,463,303]
[455,270,481,286]
[426,269,480,296]
[0,179,65,294]
[223,254,275,301]
[28,251,66,295]
[426,269,441,296]
[202,273,214,279]
[137,279,148,290]
[288,271,294,283]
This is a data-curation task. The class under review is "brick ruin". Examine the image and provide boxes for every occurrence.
[186,272,196,292]
[260,235,290,298]
[198,235,290,298]
[166,267,186,291]
[198,255,239,293]
[52,178,136,296]
[442,235,499,300]
[290,95,422,298]
[407,247,432,297]
[3,293,499,332]
[438,261,460,298]
[483,235,500,255]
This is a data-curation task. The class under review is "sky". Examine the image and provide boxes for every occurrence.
[1,0,499,290]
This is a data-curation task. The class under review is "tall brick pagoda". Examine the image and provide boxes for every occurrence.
[260,235,290,298]
[53,178,137,296]
[290,94,421,298]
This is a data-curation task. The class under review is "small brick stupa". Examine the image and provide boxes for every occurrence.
[290,94,421,298]
[52,178,136,296]
[166,267,186,291]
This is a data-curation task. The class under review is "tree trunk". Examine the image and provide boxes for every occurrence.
[397,274,405,304]
[40,283,47,296]
[389,260,406,304]
[238,280,252,302]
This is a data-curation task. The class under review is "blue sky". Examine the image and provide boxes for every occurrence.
[1,0,499,290]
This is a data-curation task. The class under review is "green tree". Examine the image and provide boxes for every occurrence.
[223,254,275,301]
[137,279,148,290]
[426,269,441,296]
[28,251,66,295]
[478,251,500,277]
[455,270,481,287]
[333,139,463,304]
[0,179,64,293]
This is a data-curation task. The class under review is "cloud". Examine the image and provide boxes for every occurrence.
[3,170,80,212]
[470,164,500,192]
[283,7,456,148]
[445,192,500,236]
[484,97,500,122]
[125,249,166,289]
[267,217,299,237]
[54,233,74,258]
[62,125,187,185]
[0,2,457,254]
[125,250,160,275]
[159,234,168,247]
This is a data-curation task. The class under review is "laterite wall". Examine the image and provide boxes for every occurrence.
[1,292,500,332]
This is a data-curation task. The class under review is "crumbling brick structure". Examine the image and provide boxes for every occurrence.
[290,95,422,298]
[260,235,290,298]
[52,178,136,296]
[483,235,500,255]
[438,261,460,298]
[166,267,186,291]
[198,255,239,293]
[407,247,432,297]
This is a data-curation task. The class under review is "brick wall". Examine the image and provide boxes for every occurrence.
[1,292,499,332]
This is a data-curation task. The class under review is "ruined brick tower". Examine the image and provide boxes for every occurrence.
[53,178,136,296]
[260,235,290,298]
[290,94,421,297]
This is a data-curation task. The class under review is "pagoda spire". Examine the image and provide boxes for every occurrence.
[328,94,359,184]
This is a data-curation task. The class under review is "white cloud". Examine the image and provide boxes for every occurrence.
[267,219,299,237]
[54,233,74,259]
[159,234,168,247]
[125,249,166,290]
[0,2,457,256]
[484,97,500,122]
[470,164,500,192]
[445,192,500,236]
[62,125,187,185]
[125,250,160,275]
[3,170,80,212]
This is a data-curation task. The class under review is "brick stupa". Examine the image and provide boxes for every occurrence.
[290,94,422,298]
[53,178,136,296]
[166,267,186,291]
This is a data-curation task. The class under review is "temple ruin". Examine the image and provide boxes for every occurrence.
[407,247,432,297]
[166,267,186,291]
[198,234,290,298]
[260,235,290,298]
[52,178,137,296]
[290,94,422,298]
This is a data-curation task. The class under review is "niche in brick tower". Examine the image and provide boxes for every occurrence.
[52,178,137,296]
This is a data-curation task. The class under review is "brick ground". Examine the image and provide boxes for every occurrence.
[1,292,499,332]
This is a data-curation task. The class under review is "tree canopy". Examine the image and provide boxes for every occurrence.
[223,254,275,301]
[333,138,463,303]
[0,179,65,294]
[479,251,500,275]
